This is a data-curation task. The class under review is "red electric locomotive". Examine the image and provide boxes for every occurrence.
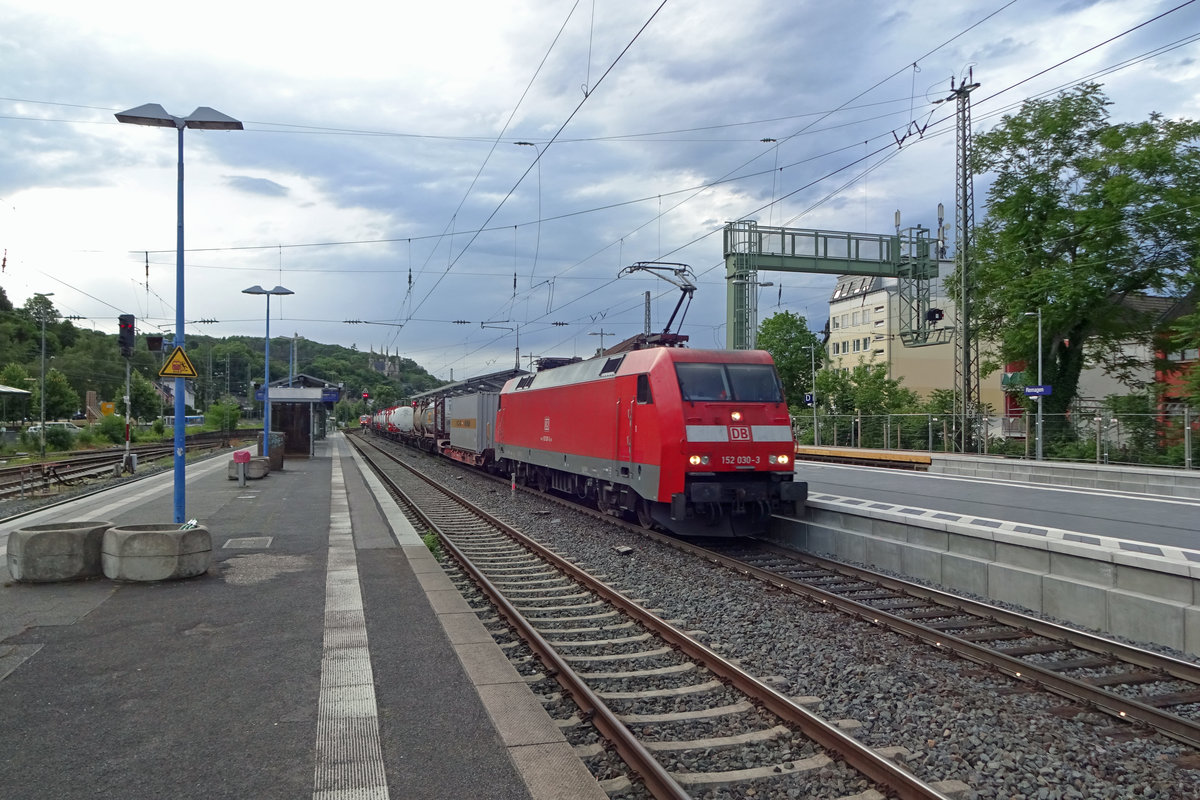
[494,346,806,536]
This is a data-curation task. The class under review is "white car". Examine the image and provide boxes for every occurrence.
[26,421,81,436]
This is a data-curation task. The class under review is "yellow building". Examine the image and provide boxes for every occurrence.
[824,272,1006,413]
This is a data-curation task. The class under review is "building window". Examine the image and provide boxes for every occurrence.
[832,342,840,355]
[874,319,884,327]
[862,308,870,322]
[841,314,848,328]
[852,311,860,326]
[862,337,871,350]
[832,316,840,329]
[852,339,860,353]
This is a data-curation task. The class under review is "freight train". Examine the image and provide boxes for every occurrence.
[368,343,806,536]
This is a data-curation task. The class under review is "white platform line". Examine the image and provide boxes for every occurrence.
[313,446,390,800]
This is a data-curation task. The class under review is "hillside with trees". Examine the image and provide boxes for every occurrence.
[0,285,442,429]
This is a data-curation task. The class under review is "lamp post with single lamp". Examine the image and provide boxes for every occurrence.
[1024,308,1043,461]
[34,292,54,459]
[116,103,242,523]
[244,286,294,460]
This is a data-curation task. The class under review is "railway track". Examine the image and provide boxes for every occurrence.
[356,430,1200,755]
[350,435,955,799]
[0,432,231,502]
[688,542,1200,750]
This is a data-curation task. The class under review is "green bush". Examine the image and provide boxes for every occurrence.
[93,414,132,445]
[151,418,165,438]
[206,400,241,432]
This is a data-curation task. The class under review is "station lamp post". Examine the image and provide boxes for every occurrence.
[802,343,819,446]
[116,103,243,524]
[35,292,54,459]
[1024,308,1043,461]
[244,285,294,458]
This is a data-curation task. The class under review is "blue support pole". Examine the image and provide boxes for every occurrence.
[173,123,187,524]
[263,298,271,458]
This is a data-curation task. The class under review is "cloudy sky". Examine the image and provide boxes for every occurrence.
[2,0,1198,380]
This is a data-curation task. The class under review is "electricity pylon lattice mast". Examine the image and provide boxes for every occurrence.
[948,71,981,453]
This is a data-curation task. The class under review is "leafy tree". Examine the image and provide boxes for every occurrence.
[756,311,823,408]
[1168,306,1200,405]
[30,369,79,420]
[206,398,241,432]
[130,370,163,421]
[814,362,919,446]
[965,83,1200,437]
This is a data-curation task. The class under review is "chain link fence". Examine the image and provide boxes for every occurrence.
[794,409,1198,469]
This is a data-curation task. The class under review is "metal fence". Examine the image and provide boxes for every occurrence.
[794,409,1198,469]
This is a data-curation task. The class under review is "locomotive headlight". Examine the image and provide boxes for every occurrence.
[688,455,709,466]
[768,454,790,465]
[730,411,743,422]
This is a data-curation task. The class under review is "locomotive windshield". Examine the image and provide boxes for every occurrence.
[676,362,783,403]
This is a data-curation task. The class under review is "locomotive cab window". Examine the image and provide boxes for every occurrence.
[726,364,783,403]
[636,374,653,404]
[676,363,731,402]
[676,362,782,403]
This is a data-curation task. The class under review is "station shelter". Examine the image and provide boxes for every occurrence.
[262,374,341,457]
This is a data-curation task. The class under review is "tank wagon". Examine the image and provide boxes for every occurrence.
[366,349,805,536]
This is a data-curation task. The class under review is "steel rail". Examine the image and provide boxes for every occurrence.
[692,542,1200,750]
[779,546,1200,686]
[350,439,689,799]
[351,436,954,800]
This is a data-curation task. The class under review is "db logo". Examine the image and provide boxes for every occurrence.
[729,426,751,441]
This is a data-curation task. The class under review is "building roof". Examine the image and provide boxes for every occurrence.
[829,274,887,302]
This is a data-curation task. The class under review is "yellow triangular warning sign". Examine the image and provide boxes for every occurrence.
[159,345,199,378]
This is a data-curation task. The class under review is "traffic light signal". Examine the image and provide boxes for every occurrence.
[118,314,135,358]
[362,390,370,400]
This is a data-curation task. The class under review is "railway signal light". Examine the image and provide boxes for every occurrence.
[118,314,135,358]
[362,390,369,400]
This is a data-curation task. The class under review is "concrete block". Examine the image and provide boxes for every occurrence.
[1042,575,1108,632]
[836,510,873,534]
[227,457,269,480]
[995,541,1049,572]
[1113,563,1193,604]
[908,526,949,552]
[941,552,990,598]
[1183,607,1200,657]
[947,533,995,561]
[987,562,1044,612]
[1107,589,1187,651]
[1050,551,1115,586]
[863,535,903,573]
[102,524,212,581]
[7,521,113,582]
[900,544,942,584]
[869,517,908,542]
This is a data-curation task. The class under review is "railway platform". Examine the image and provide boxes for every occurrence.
[0,433,601,800]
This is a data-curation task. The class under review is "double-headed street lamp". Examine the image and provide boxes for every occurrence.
[244,286,294,459]
[116,103,243,524]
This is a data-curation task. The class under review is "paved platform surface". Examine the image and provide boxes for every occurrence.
[0,433,603,800]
